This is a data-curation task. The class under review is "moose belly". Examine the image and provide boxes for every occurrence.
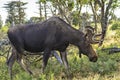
[23,41,45,53]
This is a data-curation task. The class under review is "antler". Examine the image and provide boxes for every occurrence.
[84,26,102,44]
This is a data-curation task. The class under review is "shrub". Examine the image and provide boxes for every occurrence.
[1,26,8,32]
[114,30,120,39]
[110,22,120,30]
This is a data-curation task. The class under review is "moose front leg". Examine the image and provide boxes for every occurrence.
[60,51,69,69]
[60,51,72,79]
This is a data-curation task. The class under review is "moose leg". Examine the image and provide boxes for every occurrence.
[60,51,72,79]
[60,51,69,69]
[16,54,33,75]
[52,51,63,64]
[6,48,17,80]
[42,48,51,72]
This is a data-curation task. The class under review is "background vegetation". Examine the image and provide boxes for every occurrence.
[0,0,120,80]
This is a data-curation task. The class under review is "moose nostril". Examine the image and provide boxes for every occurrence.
[89,56,98,62]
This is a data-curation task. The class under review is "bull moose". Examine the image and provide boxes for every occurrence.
[7,16,99,79]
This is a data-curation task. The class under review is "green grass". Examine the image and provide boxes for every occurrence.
[1,49,120,80]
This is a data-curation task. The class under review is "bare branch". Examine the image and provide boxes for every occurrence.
[105,0,113,18]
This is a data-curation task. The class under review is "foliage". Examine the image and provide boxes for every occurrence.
[1,48,120,80]
[71,11,80,26]
[27,17,44,23]
[0,26,9,33]
[110,21,120,30]
[4,1,27,24]
[115,30,120,39]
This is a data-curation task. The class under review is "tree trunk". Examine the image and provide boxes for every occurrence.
[90,1,98,32]
[44,3,47,20]
[78,4,82,29]
[96,0,113,46]
[39,2,42,19]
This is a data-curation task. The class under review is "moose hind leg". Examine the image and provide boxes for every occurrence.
[6,48,17,80]
[16,54,33,75]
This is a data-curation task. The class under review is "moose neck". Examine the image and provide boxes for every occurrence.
[66,28,84,45]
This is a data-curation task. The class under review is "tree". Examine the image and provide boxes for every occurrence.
[87,0,120,46]
[37,0,51,20]
[109,0,120,21]
[27,17,42,23]
[17,0,27,24]
[36,0,43,20]
[96,0,116,46]
[4,1,16,24]
[43,0,47,20]
[90,0,99,32]
[4,0,27,24]
[0,15,3,28]
[76,0,91,30]
[50,0,74,24]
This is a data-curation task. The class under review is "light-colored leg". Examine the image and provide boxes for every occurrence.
[52,51,63,64]
[6,48,16,80]
[60,51,69,69]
